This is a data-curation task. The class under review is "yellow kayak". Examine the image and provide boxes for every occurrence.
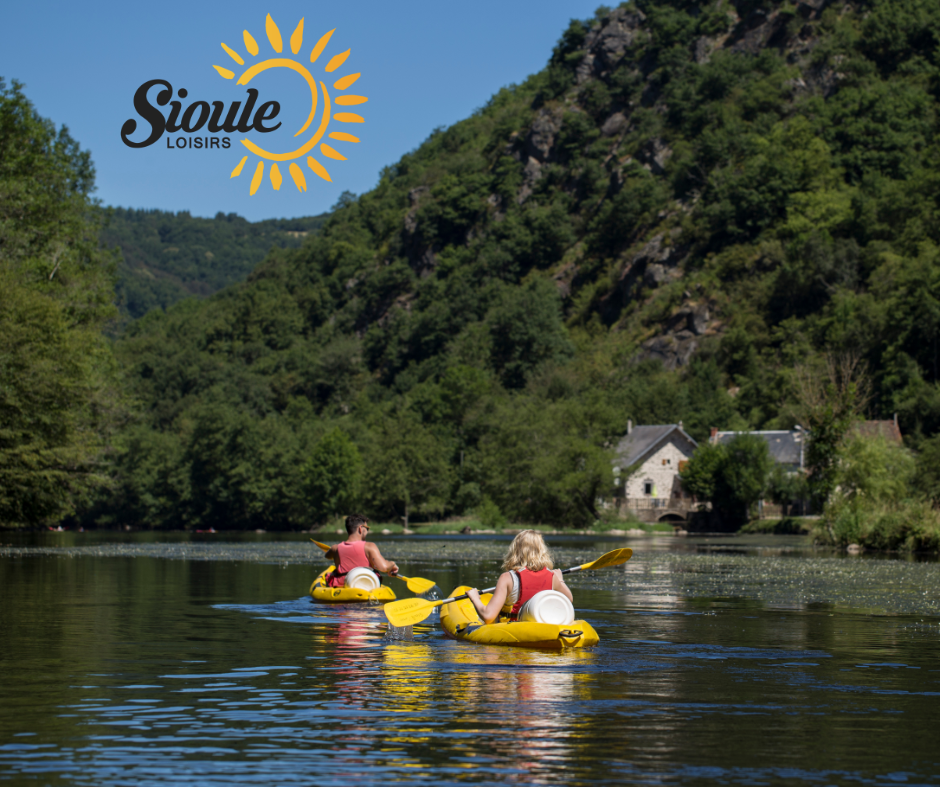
[439,585,599,650]
[309,566,396,603]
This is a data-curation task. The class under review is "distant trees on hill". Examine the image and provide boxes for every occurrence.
[102,208,327,319]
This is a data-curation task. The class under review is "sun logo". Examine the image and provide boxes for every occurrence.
[213,15,366,195]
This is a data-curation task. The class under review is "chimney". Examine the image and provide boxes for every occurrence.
[894,412,898,427]
[710,427,717,445]
[627,419,633,435]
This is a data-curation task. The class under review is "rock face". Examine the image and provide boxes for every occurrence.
[638,333,700,370]
[598,230,690,324]
[577,8,647,81]
[525,108,563,163]
[638,138,672,176]
[401,186,439,278]
[482,0,848,370]
[515,108,564,203]
[634,302,715,370]
[402,186,429,234]
[600,111,629,137]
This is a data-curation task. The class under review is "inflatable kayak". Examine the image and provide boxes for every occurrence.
[439,585,599,650]
[309,566,396,603]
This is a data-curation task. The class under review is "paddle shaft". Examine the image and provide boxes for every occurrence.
[429,559,595,608]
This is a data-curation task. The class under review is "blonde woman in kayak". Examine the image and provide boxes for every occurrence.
[466,529,573,624]
[324,514,399,587]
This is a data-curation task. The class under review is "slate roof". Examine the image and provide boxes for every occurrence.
[715,430,804,467]
[613,424,698,469]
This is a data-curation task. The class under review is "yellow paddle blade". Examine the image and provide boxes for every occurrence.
[384,597,442,627]
[309,538,331,553]
[579,547,633,571]
[401,575,437,594]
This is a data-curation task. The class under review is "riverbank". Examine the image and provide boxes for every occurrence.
[811,500,940,554]
[739,517,816,535]
[314,518,677,537]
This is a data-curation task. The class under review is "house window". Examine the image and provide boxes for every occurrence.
[662,458,671,465]
[644,481,653,495]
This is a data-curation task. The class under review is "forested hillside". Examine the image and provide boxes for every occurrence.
[103,209,327,319]
[88,0,940,530]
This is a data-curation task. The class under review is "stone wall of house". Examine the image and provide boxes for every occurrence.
[621,435,697,498]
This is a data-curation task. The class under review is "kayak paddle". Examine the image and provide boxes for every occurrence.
[309,538,436,595]
[383,547,633,628]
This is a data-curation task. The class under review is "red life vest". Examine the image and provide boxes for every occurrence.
[510,568,555,619]
[327,540,370,587]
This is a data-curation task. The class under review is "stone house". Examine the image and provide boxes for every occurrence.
[610,423,699,520]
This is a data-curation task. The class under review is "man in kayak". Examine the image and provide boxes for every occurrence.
[325,514,399,587]
[466,529,573,624]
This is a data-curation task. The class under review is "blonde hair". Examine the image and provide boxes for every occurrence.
[502,530,554,572]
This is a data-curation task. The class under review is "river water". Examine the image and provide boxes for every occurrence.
[1,532,938,786]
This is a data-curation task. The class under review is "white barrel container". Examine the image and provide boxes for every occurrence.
[517,590,575,625]
[345,566,380,591]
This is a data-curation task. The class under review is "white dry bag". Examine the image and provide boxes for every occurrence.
[345,566,381,591]
[517,590,575,625]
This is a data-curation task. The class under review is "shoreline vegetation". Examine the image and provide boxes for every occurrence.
[0,519,677,537]
[8,514,940,555]
[12,516,940,558]
[812,501,940,554]
[315,519,678,537]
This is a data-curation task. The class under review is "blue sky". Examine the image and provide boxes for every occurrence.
[2,1,607,221]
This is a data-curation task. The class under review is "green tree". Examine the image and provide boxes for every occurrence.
[823,434,917,545]
[301,428,363,523]
[363,411,454,527]
[679,441,725,503]
[486,278,574,389]
[97,426,190,529]
[478,396,613,527]
[0,79,119,527]
[839,434,916,503]
[766,464,808,512]
[795,354,869,511]
[913,433,940,502]
[682,435,772,527]
[720,434,773,524]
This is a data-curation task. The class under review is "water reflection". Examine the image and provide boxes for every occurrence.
[458,650,592,775]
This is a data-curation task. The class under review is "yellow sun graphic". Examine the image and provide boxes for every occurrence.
[214,15,366,195]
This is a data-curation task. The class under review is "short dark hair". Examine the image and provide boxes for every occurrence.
[345,514,368,535]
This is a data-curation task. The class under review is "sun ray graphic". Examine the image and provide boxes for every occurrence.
[214,15,366,195]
